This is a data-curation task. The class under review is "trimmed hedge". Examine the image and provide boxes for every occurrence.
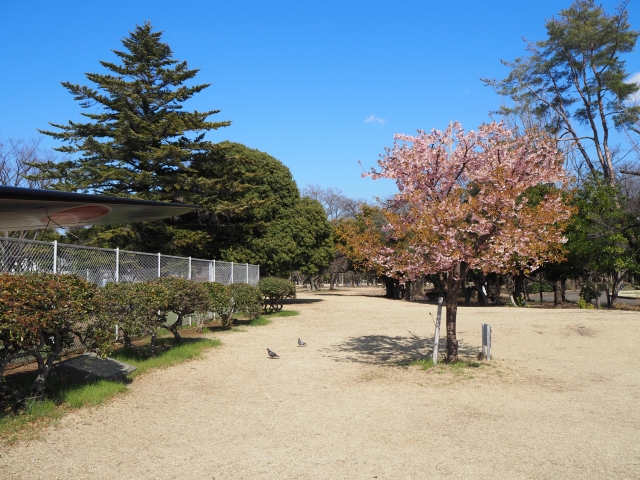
[258,277,296,312]
[150,277,208,344]
[0,273,109,398]
[229,283,262,319]
[202,282,235,326]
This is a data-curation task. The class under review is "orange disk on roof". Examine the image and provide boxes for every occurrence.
[43,205,111,225]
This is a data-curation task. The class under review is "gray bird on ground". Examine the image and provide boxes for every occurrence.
[267,348,279,358]
[298,338,307,347]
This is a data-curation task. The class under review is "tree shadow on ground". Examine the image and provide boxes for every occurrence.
[281,298,324,305]
[313,290,385,298]
[323,334,479,365]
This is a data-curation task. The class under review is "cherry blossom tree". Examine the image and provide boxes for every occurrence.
[363,122,572,362]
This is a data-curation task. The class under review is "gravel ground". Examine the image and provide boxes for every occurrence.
[1,287,639,479]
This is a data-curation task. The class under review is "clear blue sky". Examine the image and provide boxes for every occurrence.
[2,0,639,201]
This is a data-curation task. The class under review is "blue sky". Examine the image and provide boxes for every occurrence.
[2,0,639,201]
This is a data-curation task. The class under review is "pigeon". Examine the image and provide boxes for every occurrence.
[298,338,307,347]
[267,348,279,358]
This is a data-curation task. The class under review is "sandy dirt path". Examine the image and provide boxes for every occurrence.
[1,288,639,479]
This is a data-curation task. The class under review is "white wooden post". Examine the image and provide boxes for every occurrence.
[432,297,443,364]
[115,247,119,283]
[53,240,57,274]
[230,261,234,284]
[157,253,161,278]
[188,257,192,280]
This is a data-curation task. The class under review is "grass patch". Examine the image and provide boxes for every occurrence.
[0,398,60,443]
[61,380,127,408]
[249,316,271,326]
[409,358,482,375]
[110,338,221,378]
[0,337,221,443]
[410,358,435,370]
[273,310,299,317]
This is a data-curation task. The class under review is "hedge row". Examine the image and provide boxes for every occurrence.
[0,273,295,400]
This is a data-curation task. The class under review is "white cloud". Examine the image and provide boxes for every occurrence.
[365,114,386,125]
[627,72,640,104]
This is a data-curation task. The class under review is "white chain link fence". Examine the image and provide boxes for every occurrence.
[0,236,259,286]
[0,236,261,361]
[0,237,260,352]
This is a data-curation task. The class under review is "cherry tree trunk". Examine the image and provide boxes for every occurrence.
[514,271,525,304]
[553,280,562,307]
[445,263,469,362]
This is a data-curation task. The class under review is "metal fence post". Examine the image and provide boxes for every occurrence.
[115,247,119,283]
[188,257,192,280]
[209,261,213,282]
[213,260,216,282]
[157,253,161,278]
[246,263,249,284]
[230,261,234,284]
[53,240,57,274]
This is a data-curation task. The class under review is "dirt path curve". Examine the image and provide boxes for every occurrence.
[1,288,639,479]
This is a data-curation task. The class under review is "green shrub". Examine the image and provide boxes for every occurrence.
[0,273,107,398]
[577,297,594,309]
[229,283,262,319]
[258,277,296,312]
[202,282,235,326]
[151,277,208,344]
[579,284,600,304]
[102,282,152,349]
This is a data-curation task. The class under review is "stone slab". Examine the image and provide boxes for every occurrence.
[54,353,136,383]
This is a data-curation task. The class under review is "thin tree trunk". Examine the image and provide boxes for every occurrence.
[474,273,488,306]
[167,316,184,344]
[437,272,448,301]
[540,277,543,303]
[404,281,411,301]
[31,333,64,396]
[610,271,626,306]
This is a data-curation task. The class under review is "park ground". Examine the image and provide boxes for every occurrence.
[0,287,639,479]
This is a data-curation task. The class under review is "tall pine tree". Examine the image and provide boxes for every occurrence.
[39,22,230,200]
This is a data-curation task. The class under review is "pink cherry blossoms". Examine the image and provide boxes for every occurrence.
[365,121,572,280]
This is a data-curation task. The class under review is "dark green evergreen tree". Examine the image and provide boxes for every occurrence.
[181,142,334,276]
[38,22,230,199]
[38,23,334,277]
